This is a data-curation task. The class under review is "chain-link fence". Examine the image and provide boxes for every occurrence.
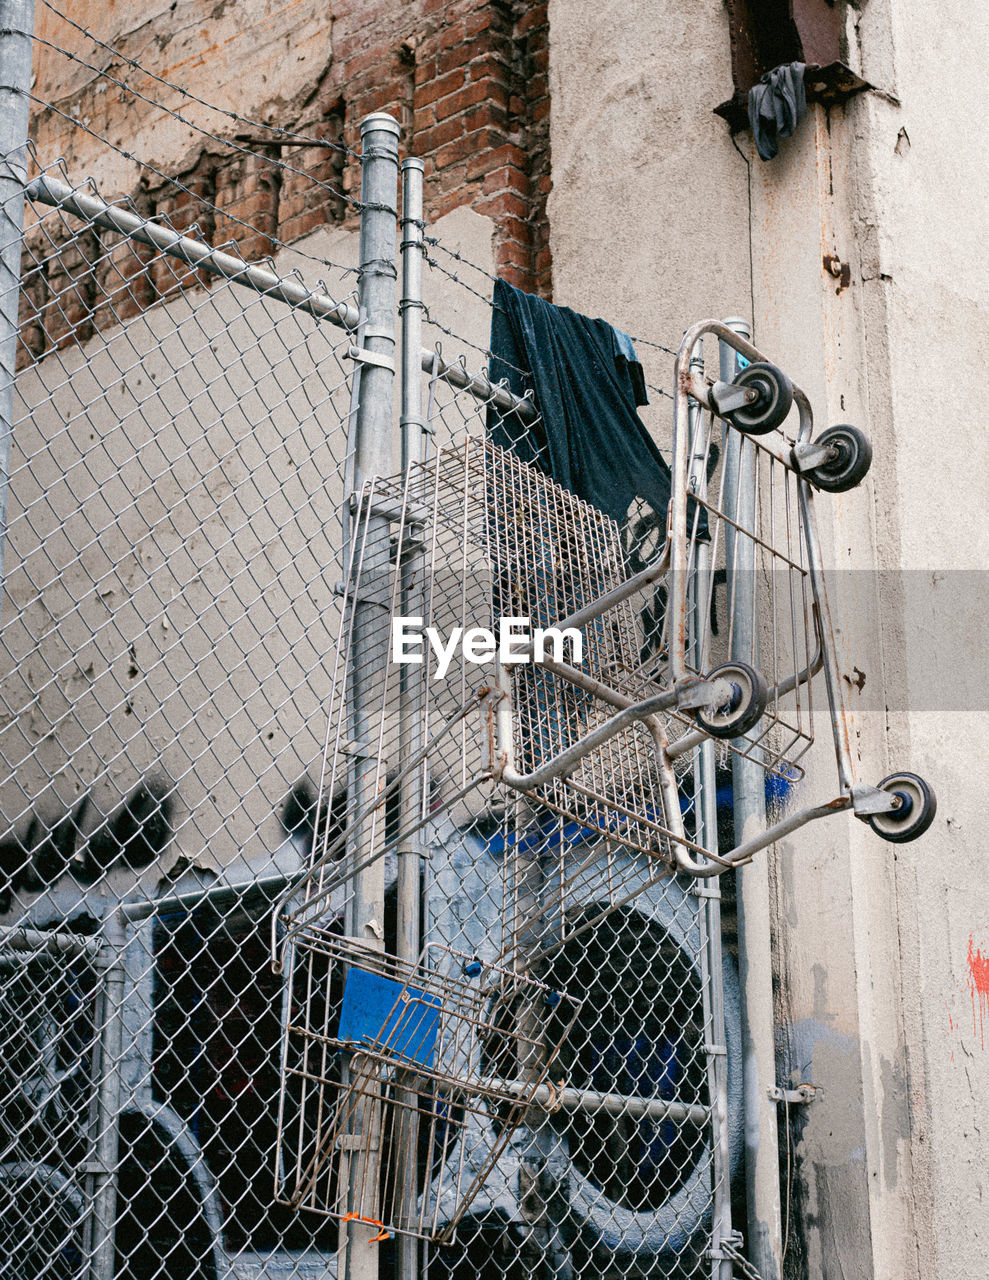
[0,21,743,1280]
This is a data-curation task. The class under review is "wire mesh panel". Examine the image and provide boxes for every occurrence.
[1,35,742,1276]
[333,323,742,1277]
[274,436,704,961]
[276,934,581,1243]
[0,157,367,1280]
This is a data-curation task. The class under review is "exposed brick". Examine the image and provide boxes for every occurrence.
[414,58,438,87]
[463,101,509,133]
[433,79,495,122]
[416,115,465,154]
[464,7,492,36]
[516,5,547,35]
[435,163,469,194]
[439,20,467,49]
[415,66,465,109]
[466,51,512,82]
[414,103,437,132]
[435,38,493,75]
[213,151,279,262]
[497,262,528,289]
[496,215,532,245]
[434,127,503,170]
[475,190,529,221]
[466,142,527,180]
[481,164,530,196]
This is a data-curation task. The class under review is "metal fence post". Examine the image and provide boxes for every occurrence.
[88,914,125,1280]
[395,154,426,1280]
[0,0,35,617]
[342,111,400,1280]
[720,318,783,1280]
[686,340,734,1280]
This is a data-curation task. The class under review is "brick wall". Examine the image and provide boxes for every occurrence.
[19,1,552,367]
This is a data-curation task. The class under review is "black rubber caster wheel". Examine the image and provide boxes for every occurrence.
[806,424,873,492]
[867,772,937,843]
[727,362,794,435]
[693,661,768,739]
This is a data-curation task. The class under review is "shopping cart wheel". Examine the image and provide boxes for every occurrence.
[868,772,937,843]
[693,662,768,739]
[806,424,873,492]
[727,363,793,434]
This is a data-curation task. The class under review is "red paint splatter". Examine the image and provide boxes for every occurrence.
[967,935,989,1050]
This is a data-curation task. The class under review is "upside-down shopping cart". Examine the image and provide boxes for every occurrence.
[273,320,935,951]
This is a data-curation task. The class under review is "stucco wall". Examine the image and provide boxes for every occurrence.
[548,0,988,1275]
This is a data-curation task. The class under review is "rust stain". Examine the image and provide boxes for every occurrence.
[967,934,989,1049]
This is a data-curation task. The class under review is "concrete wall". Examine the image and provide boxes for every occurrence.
[549,0,987,1275]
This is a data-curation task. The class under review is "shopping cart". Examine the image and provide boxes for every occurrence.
[271,321,934,962]
[274,935,581,1242]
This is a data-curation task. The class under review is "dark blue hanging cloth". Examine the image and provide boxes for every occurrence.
[486,277,673,535]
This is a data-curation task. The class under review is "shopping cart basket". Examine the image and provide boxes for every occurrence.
[274,935,581,1242]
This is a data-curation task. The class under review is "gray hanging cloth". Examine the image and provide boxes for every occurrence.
[748,62,807,161]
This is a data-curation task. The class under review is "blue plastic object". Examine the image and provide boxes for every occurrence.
[463,959,483,978]
[338,968,442,1068]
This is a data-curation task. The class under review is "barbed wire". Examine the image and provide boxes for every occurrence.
[424,233,502,287]
[23,28,358,215]
[25,91,359,279]
[420,306,531,380]
[38,0,357,156]
[426,230,681,372]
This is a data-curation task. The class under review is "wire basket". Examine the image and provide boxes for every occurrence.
[275,932,582,1242]
[272,437,699,969]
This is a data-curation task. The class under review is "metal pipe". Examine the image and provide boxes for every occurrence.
[27,177,540,426]
[120,868,300,922]
[28,174,361,329]
[0,922,103,958]
[684,341,735,1280]
[798,480,856,792]
[720,320,783,1279]
[396,155,426,1280]
[88,914,125,1280]
[341,112,400,1280]
[0,0,35,617]
[484,1078,711,1127]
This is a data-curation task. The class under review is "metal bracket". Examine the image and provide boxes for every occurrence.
[704,1043,728,1057]
[676,676,733,711]
[334,581,391,610]
[348,344,396,372]
[849,783,900,816]
[790,439,837,473]
[708,379,759,417]
[336,1134,379,1153]
[396,842,430,860]
[769,1083,817,1105]
[349,494,428,526]
[339,739,384,762]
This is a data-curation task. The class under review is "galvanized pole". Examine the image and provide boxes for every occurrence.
[88,914,125,1280]
[0,0,35,618]
[720,318,783,1279]
[342,111,400,1280]
[686,341,734,1280]
[395,155,427,1280]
